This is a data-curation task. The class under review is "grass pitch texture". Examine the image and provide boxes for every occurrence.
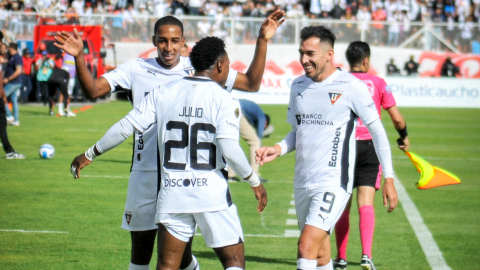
[1,102,478,269]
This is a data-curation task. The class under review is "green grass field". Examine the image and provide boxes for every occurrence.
[1,102,479,269]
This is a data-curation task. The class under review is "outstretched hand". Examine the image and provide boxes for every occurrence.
[54,28,84,57]
[382,178,398,212]
[70,153,92,179]
[258,10,286,41]
[255,145,281,166]
[252,184,267,213]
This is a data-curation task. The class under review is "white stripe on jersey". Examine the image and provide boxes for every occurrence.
[126,77,241,213]
[287,70,378,193]
[101,57,237,171]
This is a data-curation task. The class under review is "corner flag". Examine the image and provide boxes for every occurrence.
[404,151,461,190]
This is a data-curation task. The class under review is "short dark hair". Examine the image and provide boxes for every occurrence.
[300,26,336,48]
[153,16,183,36]
[345,41,370,67]
[8,43,18,51]
[190,36,226,71]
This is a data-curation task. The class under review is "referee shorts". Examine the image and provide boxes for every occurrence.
[354,140,382,190]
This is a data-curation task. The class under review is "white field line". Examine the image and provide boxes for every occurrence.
[393,155,480,162]
[0,229,68,234]
[80,175,129,179]
[395,174,452,270]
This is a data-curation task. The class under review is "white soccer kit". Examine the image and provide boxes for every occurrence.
[287,70,379,193]
[286,70,380,232]
[101,57,237,230]
[125,77,245,247]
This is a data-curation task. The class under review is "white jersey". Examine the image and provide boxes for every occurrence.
[102,57,237,171]
[126,77,241,213]
[287,70,378,193]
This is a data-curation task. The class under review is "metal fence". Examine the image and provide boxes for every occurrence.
[10,12,478,53]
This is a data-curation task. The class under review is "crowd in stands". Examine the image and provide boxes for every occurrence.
[1,0,480,51]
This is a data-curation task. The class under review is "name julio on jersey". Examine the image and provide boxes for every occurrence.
[179,107,204,118]
[295,113,334,126]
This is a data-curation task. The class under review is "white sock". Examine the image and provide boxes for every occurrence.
[58,103,64,113]
[297,258,317,270]
[225,267,243,270]
[180,255,200,270]
[316,259,333,270]
[128,262,149,270]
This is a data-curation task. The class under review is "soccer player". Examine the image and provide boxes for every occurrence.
[55,11,285,270]
[70,36,267,270]
[255,26,398,270]
[332,41,407,270]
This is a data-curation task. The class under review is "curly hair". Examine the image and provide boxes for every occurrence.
[153,16,183,36]
[189,36,226,71]
[300,26,336,48]
[346,41,370,67]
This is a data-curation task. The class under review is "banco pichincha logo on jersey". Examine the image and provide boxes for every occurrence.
[328,89,343,105]
[295,114,334,126]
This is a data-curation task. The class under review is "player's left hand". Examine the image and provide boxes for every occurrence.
[252,183,268,213]
[382,177,398,212]
[397,137,410,151]
[258,10,286,41]
[70,153,92,179]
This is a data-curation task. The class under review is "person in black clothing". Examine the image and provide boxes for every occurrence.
[0,34,24,159]
[440,57,460,77]
[404,55,419,76]
[386,58,401,76]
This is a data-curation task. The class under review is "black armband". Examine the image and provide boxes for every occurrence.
[396,125,408,139]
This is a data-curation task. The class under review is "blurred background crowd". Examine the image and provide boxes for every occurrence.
[0,0,479,53]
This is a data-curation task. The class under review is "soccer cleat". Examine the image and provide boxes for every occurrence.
[65,110,76,117]
[259,177,269,183]
[49,111,54,116]
[333,258,347,270]
[6,116,14,124]
[10,121,19,126]
[6,151,25,159]
[360,255,376,270]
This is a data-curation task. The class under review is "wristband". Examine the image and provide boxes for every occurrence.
[245,172,261,187]
[396,124,408,139]
[275,142,288,156]
[85,144,99,161]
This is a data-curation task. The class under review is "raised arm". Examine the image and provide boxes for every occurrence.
[54,28,111,99]
[233,10,285,92]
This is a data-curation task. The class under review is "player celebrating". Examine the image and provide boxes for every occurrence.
[55,12,285,270]
[70,36,267,270]
[255,26,398,270]
[332,41,407,270]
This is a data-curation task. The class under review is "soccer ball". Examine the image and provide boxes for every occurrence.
[39,144,55,159]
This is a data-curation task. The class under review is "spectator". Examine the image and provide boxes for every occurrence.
[404,55,419,76]
[386,11,400,47]
[460,16,474,53]
[356,5,371,34]
[61,53,77,116]
[189,0,204,15]
[386,58,401,75]
[371,3,387,44]
[20,48,34,103]
[227,99,273,183]
[440,57,460,77]
[36,51,54,113]
[4,43,22,126]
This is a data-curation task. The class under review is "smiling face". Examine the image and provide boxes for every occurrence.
[299,37,333,82]
[152,24,185,69]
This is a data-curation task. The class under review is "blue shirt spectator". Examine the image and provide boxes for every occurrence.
[239,99,269,138]
[6,49,22,84]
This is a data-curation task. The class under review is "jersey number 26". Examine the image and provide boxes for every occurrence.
[164,121,216,171]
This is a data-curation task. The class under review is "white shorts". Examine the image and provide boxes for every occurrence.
[294,186,351,234]
[157,204,244,248]
[121,170,158,231]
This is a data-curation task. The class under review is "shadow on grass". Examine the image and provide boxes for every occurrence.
[194,251,297,266]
